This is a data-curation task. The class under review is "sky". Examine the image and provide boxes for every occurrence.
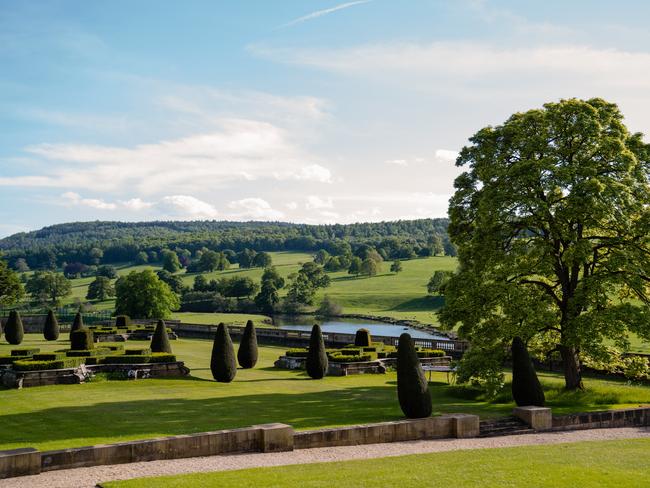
[2,0,650,237]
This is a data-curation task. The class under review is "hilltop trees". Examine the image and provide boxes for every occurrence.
[211,323,236,382]
[43,309,60,341]
[115,270,180,319]
[306,324,328,379]
[237,320,258,369]
[441,98,650,390]
[397,333,432,418]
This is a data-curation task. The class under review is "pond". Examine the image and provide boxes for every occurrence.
[272,316,447,340]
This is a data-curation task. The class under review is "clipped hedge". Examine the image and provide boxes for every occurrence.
[66,349,103,357]
[329,353,373,363]
[12,358,83,371]
[285,348,309,358]
[124,348,152,355]
[11,348,40,357]
[33,352,66,361]
[101,353,176,364]
[417,349,446,358]
[0,355,17,365]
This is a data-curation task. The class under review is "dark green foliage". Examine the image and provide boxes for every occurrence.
[33,352,66,361]
[115,315,130,327]
[511,337,545,407]
[70,327,94,351]
[150,319,173,354]
[4,310,24,345]
[237,320,258,369]
[43,309,60,341]
[354,328,372,347]
[124,347,152,355]
[66,349,102,357]
[69,312,84,340]
[101,353,176,364]
[210,323,236,382]
[306,324,328,379]
[285,348,309,358]
[397,333,432,418]
[10,347,39,356]
[12,358,83,371]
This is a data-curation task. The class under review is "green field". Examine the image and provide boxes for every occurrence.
[101,438,650,488]
[1,334,649,452]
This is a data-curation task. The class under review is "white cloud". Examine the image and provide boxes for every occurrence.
[275,164,332,183]
[158,195,219,219]
[279,1,372,29]
[227,198,284,220]
[306,195,334,210]
[434,149,459,163]
[62,191,117,210]
[285,201,298,210]
[385,159,408,166]
[120,198,154,211]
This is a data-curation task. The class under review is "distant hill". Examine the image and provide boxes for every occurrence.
[0,219,452,269]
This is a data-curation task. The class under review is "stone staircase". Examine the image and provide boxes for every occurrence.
[479,416,534,437]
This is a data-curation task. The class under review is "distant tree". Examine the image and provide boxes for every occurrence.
[150,319,173,354]
[360,258,379,277]
[89,247,104,265]
[63,262,88,278]
[148,250,159,262]
[115,270,180,319]
[0,258,24,306]
[254,267,285,313]
[252,251,272,268]
[25,271,71,306]
[348,257,362,277]
[390,260,403,274]
[237,320,258,369]
[324,256,345,272]
[193,274,209,292]
[4,310,24,345]
[187,250,229,273]
[162,250,181,273]
[306,324,328,379]
[43,309,60,341]
[286,262,331,306]
[96,265,118,279]
[135,251,149,265]
[86,276,115,301]
[316,295,342,317]
[397,333,432,418]
[237,249,257,269]
[428,235,445,256]
[156,270,185,294]
[211,323,236,382]
[220,276,259,300]
[511,337,545,407]
[13,258,30,273]
[427,271,452,295]
[314,249,330,265]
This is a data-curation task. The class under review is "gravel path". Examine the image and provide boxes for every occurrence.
[2,427,648,488]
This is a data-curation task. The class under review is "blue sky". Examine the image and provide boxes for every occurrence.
[2,0,650,237]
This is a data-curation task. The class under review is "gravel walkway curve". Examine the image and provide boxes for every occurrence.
[2,427,648,488]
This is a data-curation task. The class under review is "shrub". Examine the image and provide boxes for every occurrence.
[69,312,84,340]
[124,347,151,355]
[101,353,176,364]
[306,324,328,379]
[354,328,372,347]
[237,320,258,369]
[150,319,173,354]
[285,348,309,358]
[417,349,446,358]
[43,309,60,341]
[0,355,17,365]
[33,352,66,361]
[397,333,432,418]
[12,358,83,371]
[621,355,650,381]
[329,353,373,363]
[10,348,39,357]
[115,315,130,328]
[5,311,24,345]
[66,349,102,357]
[511,336,545,407]
[103,344,125,352]
[70,327,94,351]
[210,323,236,382]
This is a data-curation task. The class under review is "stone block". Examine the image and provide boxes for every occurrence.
[0,448,41,479]
[447,414,480,438]
[254,423,294,453]
[513,406,552,430]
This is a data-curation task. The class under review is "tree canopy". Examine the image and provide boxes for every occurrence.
[115,269,180,319]
[440,98,650,390]
[0,258,24,306]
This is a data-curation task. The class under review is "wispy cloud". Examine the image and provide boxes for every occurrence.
[279,1,372,29]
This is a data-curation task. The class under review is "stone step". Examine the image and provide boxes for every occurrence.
[479,416,534,437]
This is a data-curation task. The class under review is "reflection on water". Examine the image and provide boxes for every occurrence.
[272,316,446,340]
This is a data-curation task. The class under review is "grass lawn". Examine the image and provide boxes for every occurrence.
[170,312,271,326]
[101,438,650,488]
[1,334,649,452]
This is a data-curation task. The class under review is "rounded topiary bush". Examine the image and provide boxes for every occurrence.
[43,309,60,341]
[511,336,545,407]
[211,323,236,382]
[354,328,372,347]
[237,320,258,369]
[150,319,172,353]
[306,324,328,379]
[69,312,84,340]
[70,327,94,351]
[5,310,24,345]
[397,333,432,418]
[115,315,130,328]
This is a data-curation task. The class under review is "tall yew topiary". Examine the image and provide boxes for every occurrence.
[237,320,258,369]
[354,328,372,347]
[397,333,432,418]
[511,337,545,407]
[211,323,236,382]
[306,324,328,379]
[150,319,172,353]
[115,315,130,328]
[43,309,60,341]
[5,310,24,345]
[70,327,94,350]
[69,312,84,340]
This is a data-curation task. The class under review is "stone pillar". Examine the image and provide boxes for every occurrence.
[255,423,294,453]
[447,414,480,438]
[0,448,41,479]
[513,406,552,430]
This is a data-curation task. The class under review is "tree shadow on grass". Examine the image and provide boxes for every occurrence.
[390,296,445,312]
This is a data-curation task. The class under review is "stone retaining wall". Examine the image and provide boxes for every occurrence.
[551,406,650,431]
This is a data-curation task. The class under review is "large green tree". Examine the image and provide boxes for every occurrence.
[25,271,71,306]
[440,98,650,390]
[254,267,285,313]
[86,276,115,301]
[115,269,180,319]
[0,258,24,306]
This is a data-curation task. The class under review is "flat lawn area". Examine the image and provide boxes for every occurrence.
[1,335,649,452]
[170,312,271,326]
[101,438,650,488]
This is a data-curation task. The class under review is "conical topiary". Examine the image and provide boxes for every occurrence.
[70,326,94,350]
[306,324,328,379]
[210,323,236,382]
[69,312,84,340]
[115,315,130,328]
[237,320,258,369]
[43,309,60,341]
[354,328,372,347]
[511,336,545,407]
[150,319,172,353]
[397,333,432,418]
[5,310,24,345]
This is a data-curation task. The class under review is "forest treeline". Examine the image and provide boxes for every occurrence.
[0,219,453,269]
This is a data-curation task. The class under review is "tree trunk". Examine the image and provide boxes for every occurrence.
[560,345,583,390]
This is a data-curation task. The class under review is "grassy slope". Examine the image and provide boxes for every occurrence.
[1,334,649,452]
[101,438,650,488]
